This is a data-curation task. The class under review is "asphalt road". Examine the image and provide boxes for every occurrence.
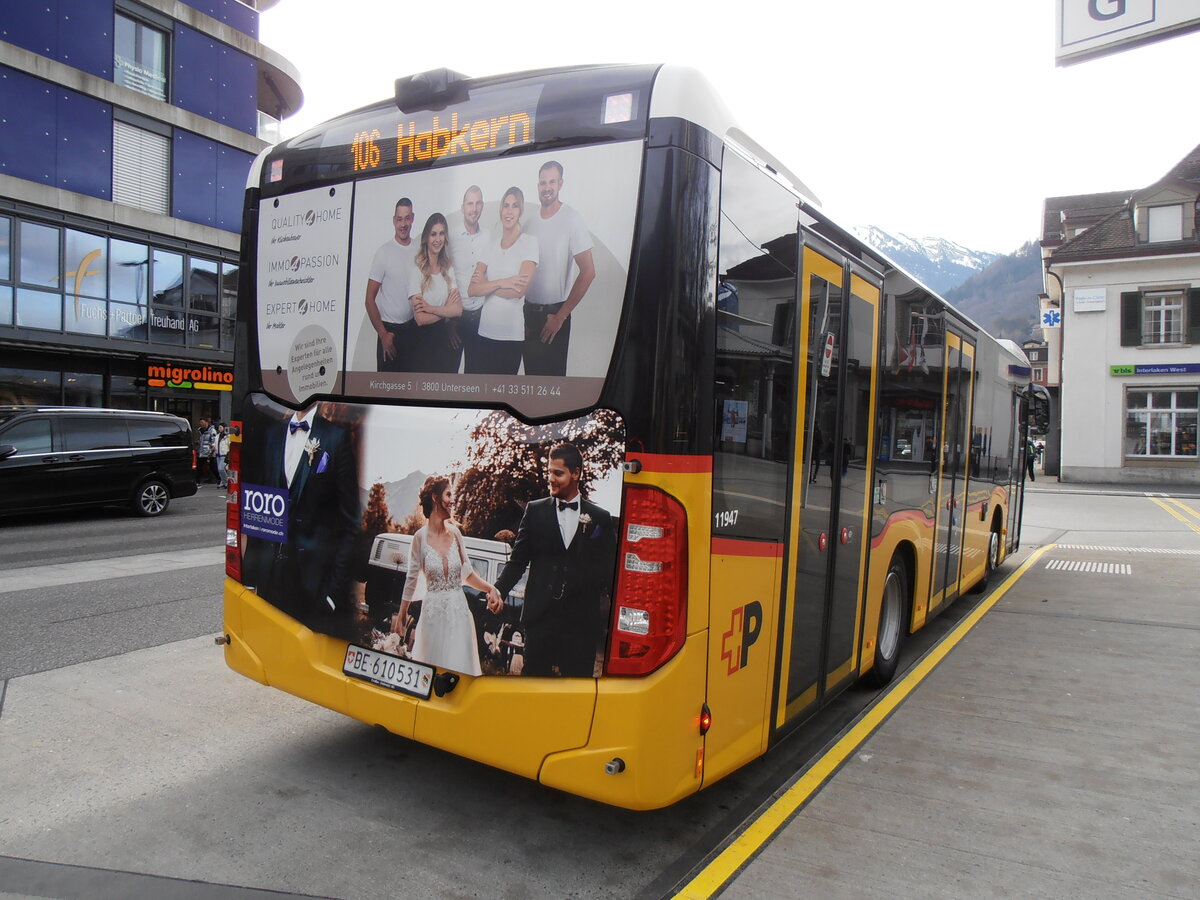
[0,485,227,681]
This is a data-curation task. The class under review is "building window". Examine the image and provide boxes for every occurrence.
[63,372,104,407]
[1121,289,1200,347]
[0,216,10,281]
[1142,291,1185,344]
[152,249,183,306]
[16,289,62,331]
[1,211,235,350]
[1033,367,1044,382]
[114,9,169,101]
[18,221,60,289]
[0,367,61,405]
[113,118,170,216]
[109,239,149,305]
[257,111,282,144]
[1125,389,1198,458]
[1146,205,1183,243]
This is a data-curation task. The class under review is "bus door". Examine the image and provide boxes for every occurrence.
[930,332,975,609]
[777,236,881,728]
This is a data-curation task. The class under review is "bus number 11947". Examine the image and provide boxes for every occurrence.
[715,509,739,529]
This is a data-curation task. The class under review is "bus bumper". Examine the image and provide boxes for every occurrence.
[223,579,705,809]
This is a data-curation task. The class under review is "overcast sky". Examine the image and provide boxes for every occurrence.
[260,0,1200,255]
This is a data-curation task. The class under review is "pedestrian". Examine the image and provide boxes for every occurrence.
[215,422,230,489]
[1026,438,1036,482]
[197,417,217,483]
[809,423,822,482]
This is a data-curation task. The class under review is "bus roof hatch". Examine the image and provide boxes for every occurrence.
[395,68,471,113]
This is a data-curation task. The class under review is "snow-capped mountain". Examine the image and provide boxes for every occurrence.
[852,226,1001,295]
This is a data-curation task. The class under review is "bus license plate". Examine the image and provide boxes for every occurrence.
[343,644,433,699]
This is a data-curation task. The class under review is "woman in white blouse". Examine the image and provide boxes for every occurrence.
[408,212,462,372]
[468,187,539,375]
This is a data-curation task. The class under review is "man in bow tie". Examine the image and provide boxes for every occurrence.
[241,402,361,638]
[492,442,616,677]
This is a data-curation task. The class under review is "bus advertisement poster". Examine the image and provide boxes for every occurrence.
[237,395,625,679]
[254,141,641,418]
[256,185,354,404]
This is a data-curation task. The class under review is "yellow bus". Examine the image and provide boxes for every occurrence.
[222,64,1033,810]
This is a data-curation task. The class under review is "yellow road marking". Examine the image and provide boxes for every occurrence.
[674,544,1054,899]
[1165,498,1200,523]
[1150,498,1200,536]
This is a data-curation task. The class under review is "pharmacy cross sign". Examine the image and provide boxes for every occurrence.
[1042,309,1062,328]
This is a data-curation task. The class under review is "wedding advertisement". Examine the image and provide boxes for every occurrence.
[238,395,626,681]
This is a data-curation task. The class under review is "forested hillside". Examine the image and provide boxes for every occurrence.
[943,241,1042,342]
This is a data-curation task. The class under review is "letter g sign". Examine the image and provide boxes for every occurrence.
[1089,0,1126,20]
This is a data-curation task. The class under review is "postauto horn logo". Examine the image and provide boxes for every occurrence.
[720,601,763,675]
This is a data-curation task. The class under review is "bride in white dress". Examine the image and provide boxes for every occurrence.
[398,476,500,676]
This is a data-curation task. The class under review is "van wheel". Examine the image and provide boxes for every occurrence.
[865,555,908,688]
[134,479,171,517]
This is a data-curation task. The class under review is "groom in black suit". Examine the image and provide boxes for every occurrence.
[492,442,617,677]
[241,401,360,638]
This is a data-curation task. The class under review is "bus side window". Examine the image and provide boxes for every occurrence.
[713,150,798,540]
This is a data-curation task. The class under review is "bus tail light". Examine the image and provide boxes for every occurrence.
[605,485,687,676]
[225,425,242,582]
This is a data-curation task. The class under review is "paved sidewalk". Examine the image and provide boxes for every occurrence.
[0,547,223,594]
[709,533,1200,897]
[1022,472,1200,499]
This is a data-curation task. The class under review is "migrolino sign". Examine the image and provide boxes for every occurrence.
[146,363,234,391]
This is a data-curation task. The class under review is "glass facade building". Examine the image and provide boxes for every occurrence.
[0,0,301,423]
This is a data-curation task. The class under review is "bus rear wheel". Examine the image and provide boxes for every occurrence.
[971,522,1002,594]
[865,556,908,688]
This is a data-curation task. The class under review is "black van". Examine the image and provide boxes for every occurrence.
[0,406,199,517]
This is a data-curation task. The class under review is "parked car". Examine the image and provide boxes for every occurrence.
[0,406,198,517]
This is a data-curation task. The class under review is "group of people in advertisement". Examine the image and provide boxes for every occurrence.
[239,401,620,679]
[363,160,596,377]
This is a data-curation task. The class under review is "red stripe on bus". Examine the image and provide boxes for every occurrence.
[626,452,712,474]
[711,538,784,558]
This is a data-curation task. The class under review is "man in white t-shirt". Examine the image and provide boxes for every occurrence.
[364,198,417,372]
[522,161,595,376]
[450,185,491,374]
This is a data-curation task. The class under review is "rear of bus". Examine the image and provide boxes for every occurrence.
[223,65,726,809]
